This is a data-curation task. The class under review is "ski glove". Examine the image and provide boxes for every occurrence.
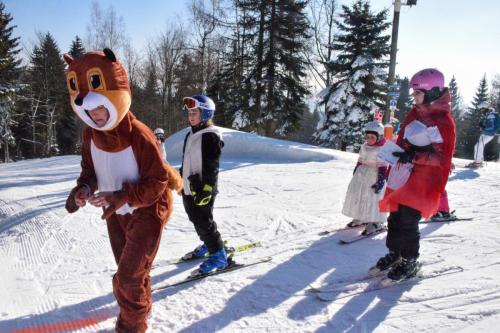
[188,174,213,206]
[101,189,129,220]
[371,167,386,194]
[392,150,415,164]
[65,184,91,213]
[194,184,213,206]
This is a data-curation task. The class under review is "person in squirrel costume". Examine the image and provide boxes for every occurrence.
[63,48,182,333]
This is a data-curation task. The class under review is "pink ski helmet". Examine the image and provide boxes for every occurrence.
[410,68,444,91]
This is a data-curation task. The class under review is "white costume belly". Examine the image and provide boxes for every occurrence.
[91,140,140,215]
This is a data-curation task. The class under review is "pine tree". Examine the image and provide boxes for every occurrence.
[58,35,85,154]
[0,2,21,162]
[68,35,85,58]
[131,62,160,130]
[448,76,464,121]
[490,74,500,111]
[207,27,243,129]
[313,0,390,150]
[395,76,412,122]
[207,56,240,129]
[231,0,311,137]
[207,2,254,131]
[28,33,67,157]
[456,75,489,158]
[448,75,464,157]
[262,0,310,136]
[0,2,21,84]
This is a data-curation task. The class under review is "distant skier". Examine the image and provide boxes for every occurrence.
[154,127,167,161]
[466,103,500,168]
[376,68,456,282]
[342,121,388,235]
[180,95,228,275]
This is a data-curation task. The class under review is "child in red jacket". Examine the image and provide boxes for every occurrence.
[373,68,456,282]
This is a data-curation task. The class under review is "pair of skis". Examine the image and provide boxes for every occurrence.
[310,264,464,301]
[152,241,262,268]
[152,241,270,291]
[329,217,473,245]
[153,256,272,291]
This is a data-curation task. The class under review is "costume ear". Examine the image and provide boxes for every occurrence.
[63,54,73,65]
[103,48,117,62]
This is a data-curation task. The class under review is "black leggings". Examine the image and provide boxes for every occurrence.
[182,194,224,253]
[386,205,421,259]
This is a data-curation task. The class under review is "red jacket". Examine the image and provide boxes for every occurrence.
[379,90,456,218]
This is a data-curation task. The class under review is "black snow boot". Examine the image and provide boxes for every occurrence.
[387,257,420,281]
[368,251,401,276]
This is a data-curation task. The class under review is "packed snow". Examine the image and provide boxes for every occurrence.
[1,126,500,332]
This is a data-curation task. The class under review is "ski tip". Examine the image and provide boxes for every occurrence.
[421,217,473,223]
[367,267,382,277]
[316,294,332,302]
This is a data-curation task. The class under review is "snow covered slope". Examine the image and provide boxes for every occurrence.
[1,127,500,332]
[166,126,337,164]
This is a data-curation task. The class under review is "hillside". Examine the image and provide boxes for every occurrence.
[1,127,499,332]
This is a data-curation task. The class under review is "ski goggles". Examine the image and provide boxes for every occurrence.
[182,97,210,111]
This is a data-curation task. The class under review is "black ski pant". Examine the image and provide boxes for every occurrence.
[386,204,421,259]
[183,194,224,253]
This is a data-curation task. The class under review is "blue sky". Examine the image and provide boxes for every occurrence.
[4,0,500,104]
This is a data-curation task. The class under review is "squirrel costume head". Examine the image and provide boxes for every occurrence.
[63,48,131,131]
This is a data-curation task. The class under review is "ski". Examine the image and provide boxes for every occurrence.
[308,257,446,293]
[153,241,261,268]
[152,256,272,291]
[317,224,364,236]
[316,265,464,301]
[338,227,387,244]
[420,217,473,223]
[307,271,383,293]
[337,218,473,245]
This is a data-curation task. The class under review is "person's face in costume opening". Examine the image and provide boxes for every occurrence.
[188,108,202,127]
[365,133,378,146]
[155,134,165,143]
[411,89,425,105]
[88,105,110,128]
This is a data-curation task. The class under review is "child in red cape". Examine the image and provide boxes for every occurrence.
[372,68,456,282]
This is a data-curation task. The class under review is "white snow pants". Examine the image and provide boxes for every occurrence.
[474,134,495,163]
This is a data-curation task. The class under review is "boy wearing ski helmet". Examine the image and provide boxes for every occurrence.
[466,102,500,168]
[342,121,388,235]
[180,95,228,275]
[375,68,456,282]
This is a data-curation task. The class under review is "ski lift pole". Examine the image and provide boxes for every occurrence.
[384,0,417,139]
[384,0,401,139]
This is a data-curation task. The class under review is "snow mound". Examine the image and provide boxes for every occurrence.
[165,126,337,164]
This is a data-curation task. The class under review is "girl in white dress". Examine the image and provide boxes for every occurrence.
[342,121,388,235]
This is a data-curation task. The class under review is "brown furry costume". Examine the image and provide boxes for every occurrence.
[64,49,182,333]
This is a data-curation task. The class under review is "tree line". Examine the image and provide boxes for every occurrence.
[0,0,498,163]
